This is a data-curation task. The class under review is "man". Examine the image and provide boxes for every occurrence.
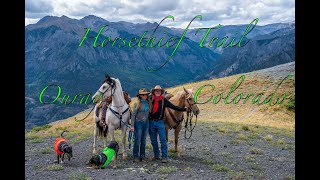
[148,85,187,163]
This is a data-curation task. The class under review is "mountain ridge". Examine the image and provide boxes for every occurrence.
[25,15,295,129]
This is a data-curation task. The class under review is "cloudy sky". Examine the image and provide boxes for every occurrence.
[25,0,295,28]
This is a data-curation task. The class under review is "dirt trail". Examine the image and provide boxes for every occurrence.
[25,121,295,180]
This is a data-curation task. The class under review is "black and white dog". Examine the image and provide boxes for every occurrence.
[54,130,73,164]
[87,141,119,169]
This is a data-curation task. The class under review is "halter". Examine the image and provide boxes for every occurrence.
[98,79,116,100]
[185,93,197,109]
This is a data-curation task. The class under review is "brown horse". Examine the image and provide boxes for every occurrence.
[164,87,200,156]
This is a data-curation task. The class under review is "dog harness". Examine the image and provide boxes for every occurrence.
[54,137,67,155]
[101,147,116,168]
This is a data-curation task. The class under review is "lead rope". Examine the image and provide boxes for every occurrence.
[128,130,135,149]
[184,109,198,139]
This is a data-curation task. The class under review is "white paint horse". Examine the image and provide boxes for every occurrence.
[92,75,130,159]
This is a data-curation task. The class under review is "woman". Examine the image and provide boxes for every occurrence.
[130,88,152,162]
[149,85,187,163]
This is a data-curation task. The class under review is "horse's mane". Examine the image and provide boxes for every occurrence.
[112,78,126,102]
[170,89,192,104]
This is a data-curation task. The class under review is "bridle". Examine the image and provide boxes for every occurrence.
[185,94,197,109]
[97,79,117,100]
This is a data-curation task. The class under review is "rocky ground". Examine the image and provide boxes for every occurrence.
[25,121,295,180]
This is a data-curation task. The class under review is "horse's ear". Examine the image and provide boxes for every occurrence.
[190,87,194,92]
[183,87,189,95]
[107,74,112,80]
[105,74,112,84]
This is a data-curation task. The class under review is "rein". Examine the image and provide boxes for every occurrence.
[167,109,184,129]
[167,94,198,139]
[183,94,198,139]
[74,80,115,122]
[184,109,198,139]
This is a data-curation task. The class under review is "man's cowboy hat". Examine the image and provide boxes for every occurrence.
[136,88,150,97]
[151,85,165,95]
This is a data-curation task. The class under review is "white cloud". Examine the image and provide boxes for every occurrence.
[25,0,295,27]
[25,18,40,25]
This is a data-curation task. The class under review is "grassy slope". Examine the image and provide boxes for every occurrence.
[26,62,295,141]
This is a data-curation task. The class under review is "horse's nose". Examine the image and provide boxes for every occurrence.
[194,109,200,115]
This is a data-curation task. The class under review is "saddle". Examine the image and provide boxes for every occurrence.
[96,91,132,127]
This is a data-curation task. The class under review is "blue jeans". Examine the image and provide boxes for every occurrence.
[133,120,149,159]
[149,119,167,159]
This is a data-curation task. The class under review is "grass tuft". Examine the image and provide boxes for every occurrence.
[29,137,45,143]
[264,135,273,142]
[276,139,286,145]
[31,124,52,133]
[156,166,178,174]
[210,163,230,172]
[40,147,53,154]
[237,134,248,141]
[68,172,92,180]
[242,125,250,131]
[46,164,64,171]
[249,148,264,155]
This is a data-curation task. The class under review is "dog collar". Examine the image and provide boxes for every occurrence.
[98,154,102,163]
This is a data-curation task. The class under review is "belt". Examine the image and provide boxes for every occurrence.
[151,119,163,121]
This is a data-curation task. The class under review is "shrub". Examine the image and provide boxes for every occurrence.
[284,96,295,112]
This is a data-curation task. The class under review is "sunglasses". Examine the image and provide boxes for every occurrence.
[140,94,148,96]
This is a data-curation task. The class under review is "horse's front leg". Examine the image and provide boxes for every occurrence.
[103,124,108,148]
[174,125,182,157]
[165,125,169,142]
[93,121,98,154]
[121,126,127,160]
[109,126,115,142]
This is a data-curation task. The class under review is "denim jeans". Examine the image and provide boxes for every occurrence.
[133,120,149,159]
[149,119,167,159]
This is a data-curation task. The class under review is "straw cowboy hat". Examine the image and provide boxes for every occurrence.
[151,85,165,95]
[136,88,150,97]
